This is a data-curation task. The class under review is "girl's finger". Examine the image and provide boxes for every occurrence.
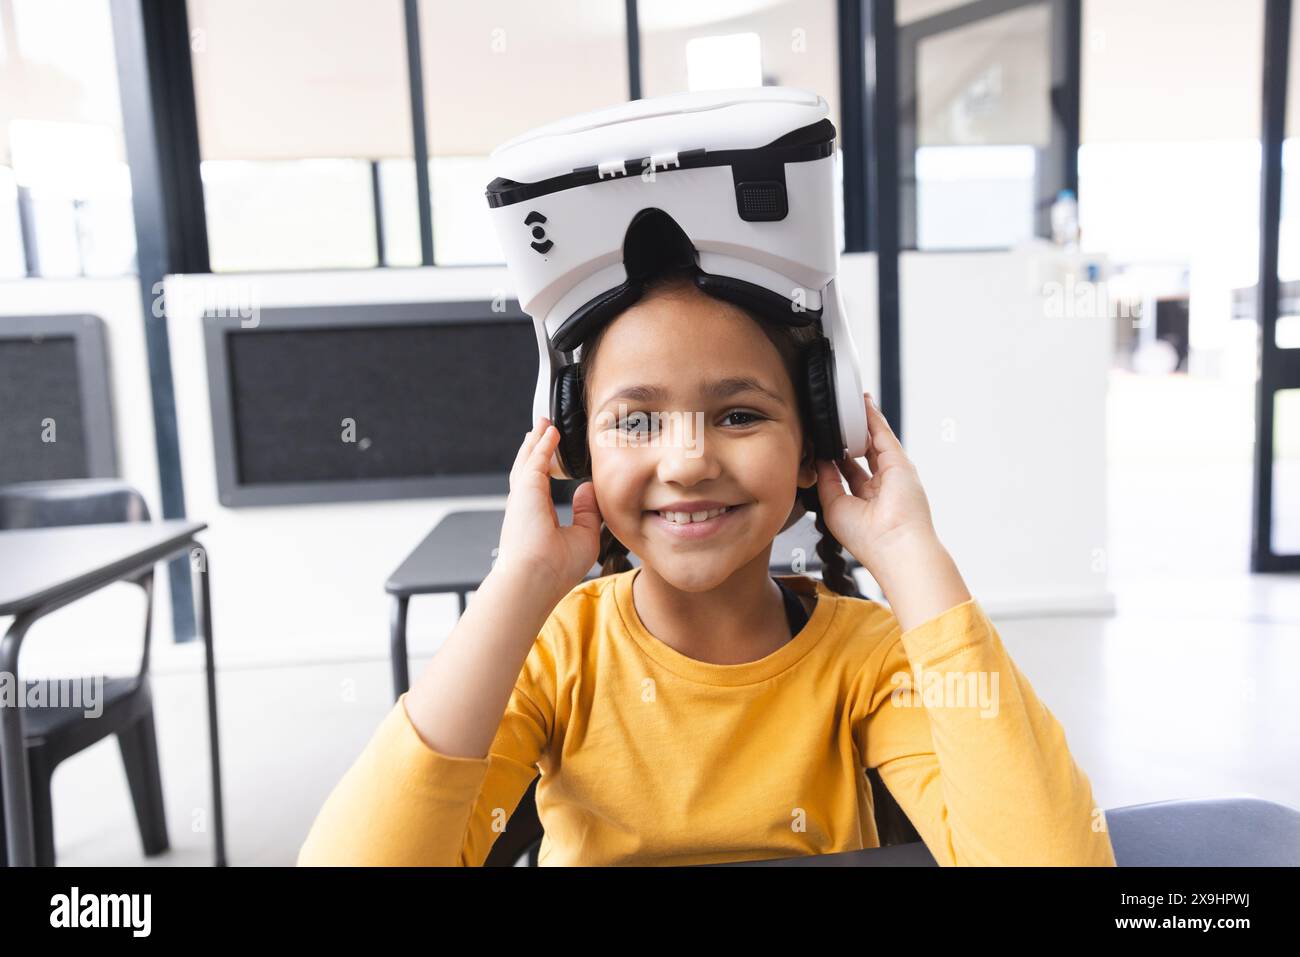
[510,419,539,473]
[528,424,560,471]
[815,458,847,510]
[511,416,549,476]
[837,454,872,498]
[568,480,604,535]
[863,425,880,477]
[864,394,906,459]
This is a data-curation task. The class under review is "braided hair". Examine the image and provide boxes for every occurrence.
[575,267,864,600]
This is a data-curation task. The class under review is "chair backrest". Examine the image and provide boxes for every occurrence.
[0,479,156,679]
[0,478,151,529]
[866,766,924,846]
[1106,797,1300,866]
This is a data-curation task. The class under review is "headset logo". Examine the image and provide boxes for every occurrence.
[525,211,553,255]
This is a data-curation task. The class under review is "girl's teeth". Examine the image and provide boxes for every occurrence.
[658,506,730,525]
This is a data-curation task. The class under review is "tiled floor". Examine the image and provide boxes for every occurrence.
[26,371,1300,866]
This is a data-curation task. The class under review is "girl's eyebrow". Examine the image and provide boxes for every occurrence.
[598,376,784,408]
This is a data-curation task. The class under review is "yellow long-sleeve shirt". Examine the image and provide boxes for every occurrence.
[298,566,1116,866]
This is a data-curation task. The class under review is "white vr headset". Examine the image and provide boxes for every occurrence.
[484,86,868,482]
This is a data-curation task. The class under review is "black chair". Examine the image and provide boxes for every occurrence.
[0,479,168,866]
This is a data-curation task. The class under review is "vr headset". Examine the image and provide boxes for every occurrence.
[484,86,868,483]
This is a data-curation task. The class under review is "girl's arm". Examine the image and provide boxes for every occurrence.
[298,419,602,866]
[862,525,971,633]
[855,597,1116,865]
[403,416,600,761]
[296,561,563,867]
[821,395,1114,865]
[403,561,565,760]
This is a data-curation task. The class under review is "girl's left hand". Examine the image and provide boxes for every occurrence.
[812,392,938,575]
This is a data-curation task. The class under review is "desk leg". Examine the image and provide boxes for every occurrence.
[0,616,36,866]
[390,595,410,701]
[189,544,228,867]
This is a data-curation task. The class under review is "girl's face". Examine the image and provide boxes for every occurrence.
[584,283,817,592]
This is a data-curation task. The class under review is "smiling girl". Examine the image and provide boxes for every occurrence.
[298,265,1116,868]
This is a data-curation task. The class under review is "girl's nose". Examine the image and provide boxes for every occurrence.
[652,413,719,484]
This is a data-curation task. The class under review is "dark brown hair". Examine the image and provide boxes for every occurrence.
[577,266,864,600]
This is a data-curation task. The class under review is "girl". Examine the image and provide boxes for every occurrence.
[298,266,1117,867]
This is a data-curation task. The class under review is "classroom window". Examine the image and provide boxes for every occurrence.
[0,0,136,278]
[910,2,1051,250]
[187,0,417,271]
[417,0,631,265]
[639,0,844,252]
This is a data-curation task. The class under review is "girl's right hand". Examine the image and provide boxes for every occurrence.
[495,416,604,603]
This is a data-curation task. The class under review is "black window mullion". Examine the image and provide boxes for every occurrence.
[403,0,434,266]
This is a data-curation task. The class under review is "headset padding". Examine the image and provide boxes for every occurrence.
[694,271,821,327]
[803,336,843,461]
[552,281,643,354]
[553,363,590,480]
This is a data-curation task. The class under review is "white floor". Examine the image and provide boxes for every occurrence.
[17,370,1300,866]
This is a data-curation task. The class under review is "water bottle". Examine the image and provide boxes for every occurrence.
[1050,188,1080,249]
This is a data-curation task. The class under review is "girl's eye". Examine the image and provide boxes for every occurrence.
[721,410,764,427]
[616,412,652,433]
[610,410,764,432]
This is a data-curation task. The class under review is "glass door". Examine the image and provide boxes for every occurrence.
[896,0,1078,250]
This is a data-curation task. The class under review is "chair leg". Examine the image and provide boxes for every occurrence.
[0,748,51,863]
[118,711,169,857]
[27,749,57,867]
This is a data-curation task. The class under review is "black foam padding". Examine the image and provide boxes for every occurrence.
[553,363,589,479]
[551,281,643,353]
[0,336,88,483]
[802,337,843,461]
[694,272,820,326]
[225,321,536,484]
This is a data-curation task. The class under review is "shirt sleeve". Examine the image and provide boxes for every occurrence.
[853,598,1116,866]
[297,627,557,867]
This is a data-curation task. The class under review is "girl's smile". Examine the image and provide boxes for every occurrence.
[644,502,750,541]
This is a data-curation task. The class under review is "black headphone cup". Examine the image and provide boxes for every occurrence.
[550,365,586,480]
[803,338,843,462]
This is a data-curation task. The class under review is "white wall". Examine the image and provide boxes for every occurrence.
[163,266,525,668]
[0,277,170,677]
[898,245,1114,615]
